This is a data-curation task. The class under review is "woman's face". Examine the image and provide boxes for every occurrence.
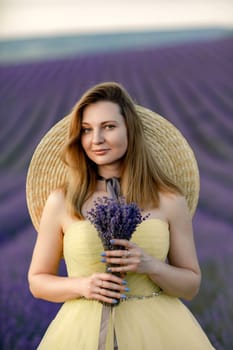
[81,101,128,172]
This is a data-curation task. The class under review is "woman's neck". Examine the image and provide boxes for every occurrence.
[97,164,122,179]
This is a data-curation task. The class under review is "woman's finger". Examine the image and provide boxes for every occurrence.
[102,249,131,258]
[109,239,135,248]
[103,247,140,259]
[101,280,126,291]
[104,257,132,265]
[107,263,139,273]
[92,293,119,304]
[91,285,126,303]
[94,272,125,285]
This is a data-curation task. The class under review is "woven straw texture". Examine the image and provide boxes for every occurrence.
[26,105,199,232]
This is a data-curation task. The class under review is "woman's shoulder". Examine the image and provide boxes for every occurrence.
[38,189,68,233]
[159,191,187,205]
[159,192,190,220]
[44,188,66,213]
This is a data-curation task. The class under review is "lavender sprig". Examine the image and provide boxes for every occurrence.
[87,196,149,251]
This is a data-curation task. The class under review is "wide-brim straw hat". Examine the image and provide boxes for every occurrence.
[26,105,200,232]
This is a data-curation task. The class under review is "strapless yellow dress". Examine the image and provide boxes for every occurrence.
[37,219,215,350]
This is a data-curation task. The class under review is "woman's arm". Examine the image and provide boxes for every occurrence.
[28,190,81,302]
[147,194,201,300]
[104,194,201,300]
[28,190,126,303]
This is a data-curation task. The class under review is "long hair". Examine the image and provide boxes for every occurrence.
[62,82,182,218]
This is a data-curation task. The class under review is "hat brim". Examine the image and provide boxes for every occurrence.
[26,105,199,232]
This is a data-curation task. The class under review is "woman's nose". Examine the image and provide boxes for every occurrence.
[92,129,104,144]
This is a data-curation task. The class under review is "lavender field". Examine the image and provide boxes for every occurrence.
[0,35,233,349]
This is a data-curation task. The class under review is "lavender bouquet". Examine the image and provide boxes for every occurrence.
[87,195,149,269]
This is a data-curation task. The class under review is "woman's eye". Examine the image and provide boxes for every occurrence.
[82,128,92,134]
[104,124,115,130]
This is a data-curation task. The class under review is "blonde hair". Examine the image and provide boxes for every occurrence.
[62,82,182,218]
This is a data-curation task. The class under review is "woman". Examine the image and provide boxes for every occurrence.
[27,82,215,349]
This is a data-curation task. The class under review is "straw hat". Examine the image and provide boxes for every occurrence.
[26,105,200,232]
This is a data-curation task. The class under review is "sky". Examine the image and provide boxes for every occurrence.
[0,0,233,39]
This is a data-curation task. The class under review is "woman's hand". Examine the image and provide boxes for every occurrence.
[101,239,154,274]
[80,272,129,304]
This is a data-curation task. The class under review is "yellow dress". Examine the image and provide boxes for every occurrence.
[37,219,215,350]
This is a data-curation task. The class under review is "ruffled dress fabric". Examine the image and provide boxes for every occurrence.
[37,219,215,350]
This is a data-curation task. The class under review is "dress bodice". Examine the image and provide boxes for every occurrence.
[63,219,170,296]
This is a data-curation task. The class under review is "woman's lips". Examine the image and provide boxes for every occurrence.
[92,149,110,155]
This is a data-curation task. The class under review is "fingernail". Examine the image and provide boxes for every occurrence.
[121,294,126,299]
[112,299,118,304]
[107,267,112,272]
[124,287,130,292]
[100,252,106,256]
[122,280,127,285]
[100,258,106,262]
[110,239,115,244]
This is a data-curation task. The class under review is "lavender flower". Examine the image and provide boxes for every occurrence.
[87,196,149,251]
